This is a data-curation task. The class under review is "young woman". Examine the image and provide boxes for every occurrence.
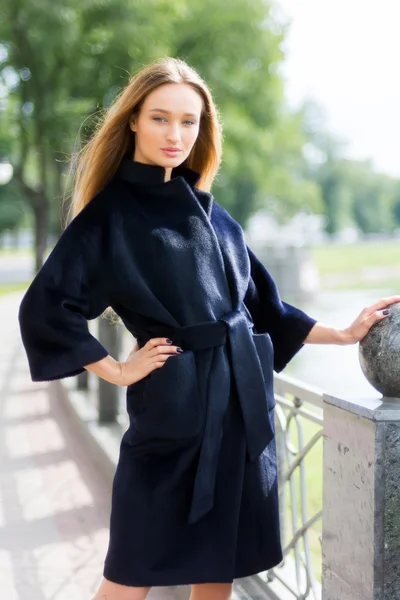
[18,57,399,600]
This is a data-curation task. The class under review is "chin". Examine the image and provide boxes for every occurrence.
[157,153,186,168]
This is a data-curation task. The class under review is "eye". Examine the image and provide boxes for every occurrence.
[184,120,197,126]
[153,116,167,122]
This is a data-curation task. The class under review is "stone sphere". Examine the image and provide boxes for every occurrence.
[359,301,400,397]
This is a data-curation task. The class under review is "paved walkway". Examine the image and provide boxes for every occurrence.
[0,292,187,600]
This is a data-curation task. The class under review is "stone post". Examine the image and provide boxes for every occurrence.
[322,392,400,600]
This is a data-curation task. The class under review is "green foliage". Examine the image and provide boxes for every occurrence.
[0,0,400,240]
[317,158,398,235]
[301,101,400,235]
[0,181,26,232]
[169,0,322,225]
[0,0,325,237]
[5,0,397,237]
[393,197,400,226]
[389,181,400,231]
[314,160,351,234]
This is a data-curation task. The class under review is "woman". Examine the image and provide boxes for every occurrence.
[18,57,399,600]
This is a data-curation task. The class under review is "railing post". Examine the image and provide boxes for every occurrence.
[98,317,122,423]
[322,393,400,600]
[76,370,89,390]
[275,410,287,553]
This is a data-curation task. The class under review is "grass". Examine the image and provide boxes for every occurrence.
[0,282,29,296]
[311,240,400,276]
[0,248,34,256]
[329,279,400,292]
[311,241,400,292]
[0,247,54,257]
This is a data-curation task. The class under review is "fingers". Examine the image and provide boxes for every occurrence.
[143,338,183,359]
[124,338,183,384]
[144,337,175,349]
[364,296,400,315]
[149,354,180,368]
[363,309,391,329]
[147,345,182,359]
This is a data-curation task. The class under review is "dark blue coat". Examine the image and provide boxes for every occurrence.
[18,158,317,586]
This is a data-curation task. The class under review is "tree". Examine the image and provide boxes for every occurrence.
[392,182,400,227]
[348,163,397,234]
[0,0,325,264]
[0,0,176,270]
[301,101,400,235]
[170,0,322,226]
[0,181,25,233]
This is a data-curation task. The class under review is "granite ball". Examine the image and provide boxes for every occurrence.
[359,301,400,397]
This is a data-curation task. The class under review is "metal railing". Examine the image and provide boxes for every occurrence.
[96,324,325,599]
[238,373,323,600]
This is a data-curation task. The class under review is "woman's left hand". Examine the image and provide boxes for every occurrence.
[342,295,400,344]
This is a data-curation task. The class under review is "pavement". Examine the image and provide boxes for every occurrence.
[0,291,273,600]
[0,255,33,284]
[0,292,189,600]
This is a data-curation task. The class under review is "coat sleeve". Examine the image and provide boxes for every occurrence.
[244,245,318,373]
[18,200,111,382]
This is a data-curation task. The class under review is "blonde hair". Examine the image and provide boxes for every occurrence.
[66,56,222,223]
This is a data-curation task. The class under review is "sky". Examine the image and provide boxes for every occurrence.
[277,0,400,178]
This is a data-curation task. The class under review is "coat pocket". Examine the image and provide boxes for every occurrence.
[126,349,202,440]
[252,332,276,411]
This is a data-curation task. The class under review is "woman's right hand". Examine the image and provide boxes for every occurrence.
[119,338,183,386]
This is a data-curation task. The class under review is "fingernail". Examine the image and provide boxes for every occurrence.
[166,339,173,344]
[177,347,184,353]
[382,309,390,315]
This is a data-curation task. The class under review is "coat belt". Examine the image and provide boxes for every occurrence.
[139,309,274,524]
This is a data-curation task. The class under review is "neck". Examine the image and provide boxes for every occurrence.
[164,167,172,183]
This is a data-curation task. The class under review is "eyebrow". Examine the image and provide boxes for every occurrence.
[149,108,199,117]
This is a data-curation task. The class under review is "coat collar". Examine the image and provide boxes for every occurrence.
[116,157,213,218]
[117,157,202,188]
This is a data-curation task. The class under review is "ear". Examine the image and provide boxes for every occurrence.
[129,116,136,132]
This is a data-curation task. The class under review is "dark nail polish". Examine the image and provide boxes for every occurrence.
[166,339,173,344]
[383,309,390,315]
[177,347,184,353]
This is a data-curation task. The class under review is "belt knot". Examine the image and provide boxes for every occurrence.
[219,309,245,330]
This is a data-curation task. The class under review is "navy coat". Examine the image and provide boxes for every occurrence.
[18,158,317,586]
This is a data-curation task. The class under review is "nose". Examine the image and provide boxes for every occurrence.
[166,121,182,144]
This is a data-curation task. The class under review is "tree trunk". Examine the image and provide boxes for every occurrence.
[33,202,50,272]
[54,155,69,232]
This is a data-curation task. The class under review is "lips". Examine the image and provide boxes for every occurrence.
[161,148,181,152]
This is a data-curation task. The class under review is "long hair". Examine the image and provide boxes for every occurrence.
[66,57,222,223]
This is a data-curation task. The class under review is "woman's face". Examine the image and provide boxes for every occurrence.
[130,83,203,178]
